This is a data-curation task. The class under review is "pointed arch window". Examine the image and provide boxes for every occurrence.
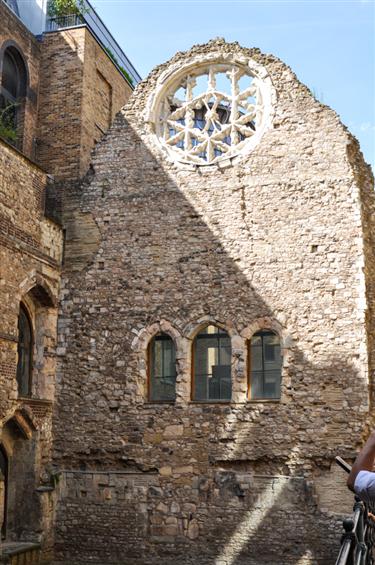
[192,325,231,401]
[16,304,33,397]
[148,333,177,402]
[249,330,282,399]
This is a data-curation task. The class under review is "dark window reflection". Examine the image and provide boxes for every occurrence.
[149,333,176,401]
[16,305,32,397]
[250,331,281,399]
[193,325,231,401]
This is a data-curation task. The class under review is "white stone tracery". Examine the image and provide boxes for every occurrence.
[149,59,273,166]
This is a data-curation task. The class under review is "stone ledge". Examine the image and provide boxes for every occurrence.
[0,542,41,564]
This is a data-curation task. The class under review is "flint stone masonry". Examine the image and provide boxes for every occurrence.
[53,39,375,564]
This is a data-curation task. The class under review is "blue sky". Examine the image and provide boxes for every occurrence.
[93,0,374,169]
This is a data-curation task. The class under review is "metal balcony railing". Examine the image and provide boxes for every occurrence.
[335,495,375,565]
[45,0,141,87]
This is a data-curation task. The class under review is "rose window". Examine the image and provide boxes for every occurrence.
[153,63,271,166]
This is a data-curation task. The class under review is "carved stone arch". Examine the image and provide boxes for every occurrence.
[240,317,285,345]
[131,320,187,403]
[19,273,57,308]
[3,408,37,440]
[16,274,59,401]
[183,315,237,341]
[0,408,41,542]
[131,319,182,353]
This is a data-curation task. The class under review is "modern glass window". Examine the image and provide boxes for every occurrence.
[16,305,33,397]
[249,331,282,399]
[149,333,177,401]
[193,325,231,401]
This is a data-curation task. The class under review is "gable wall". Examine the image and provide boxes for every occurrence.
[53,41,375,564]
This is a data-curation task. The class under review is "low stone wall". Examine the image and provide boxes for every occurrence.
[53,469,343,565]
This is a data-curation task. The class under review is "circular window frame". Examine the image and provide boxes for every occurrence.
[145,51,276,167]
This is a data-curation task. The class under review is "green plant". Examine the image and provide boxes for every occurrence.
[50,470,61,488]
[0,103,18,143]
[104,47,133,86]
[47,0,88,18]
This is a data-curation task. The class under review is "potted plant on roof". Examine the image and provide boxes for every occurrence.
[47,0,88,24]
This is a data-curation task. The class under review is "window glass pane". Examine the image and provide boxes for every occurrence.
[193,326,231,401]
[250,331,281,399]
[250,337,263,371]
[263,370,280,398]
[251,370,263,398]
[16,306,32,396]
[2,51,18,98]
[219,336,231,366]
[149,334,176,401]
[153,340,163,376]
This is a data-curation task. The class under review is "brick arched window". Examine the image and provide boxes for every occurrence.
[16,304,33,397]
[249,330,282,399]
[192,325,231,402]
[0,45,27,146]
[148,333,177,402]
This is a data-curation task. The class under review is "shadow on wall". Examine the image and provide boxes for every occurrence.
[53,113,368,565]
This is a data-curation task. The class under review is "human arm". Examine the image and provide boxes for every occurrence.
[347,431,375,492]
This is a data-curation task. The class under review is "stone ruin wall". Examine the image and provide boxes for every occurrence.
[0,139,62,557]
[53,40,375,564]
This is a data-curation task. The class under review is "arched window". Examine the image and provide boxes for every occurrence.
[148,333,177,401]
[16,304,33,397]
[249,330,282,399]
[0,46,27,145]
[192,325,231,401]
[0,445,8,540]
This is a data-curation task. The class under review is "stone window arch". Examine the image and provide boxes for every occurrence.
[16,278,58,401]
[0,43,28,147]
[148,332,177,402]
[192,324,232,402]
[131,320,184,402]
[146,51,275,167]
[248,329,282,400]
[16,304,33,397]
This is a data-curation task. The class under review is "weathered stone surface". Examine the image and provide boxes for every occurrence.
[0,2,135,561]
[52,39,374,564]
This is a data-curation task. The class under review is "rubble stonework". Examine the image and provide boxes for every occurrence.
[53,39,375,564]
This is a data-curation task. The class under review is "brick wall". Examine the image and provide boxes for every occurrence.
[35,28,86,181]
[36,26,133,181]
[80,30,133,177]
[0,0,41,158]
